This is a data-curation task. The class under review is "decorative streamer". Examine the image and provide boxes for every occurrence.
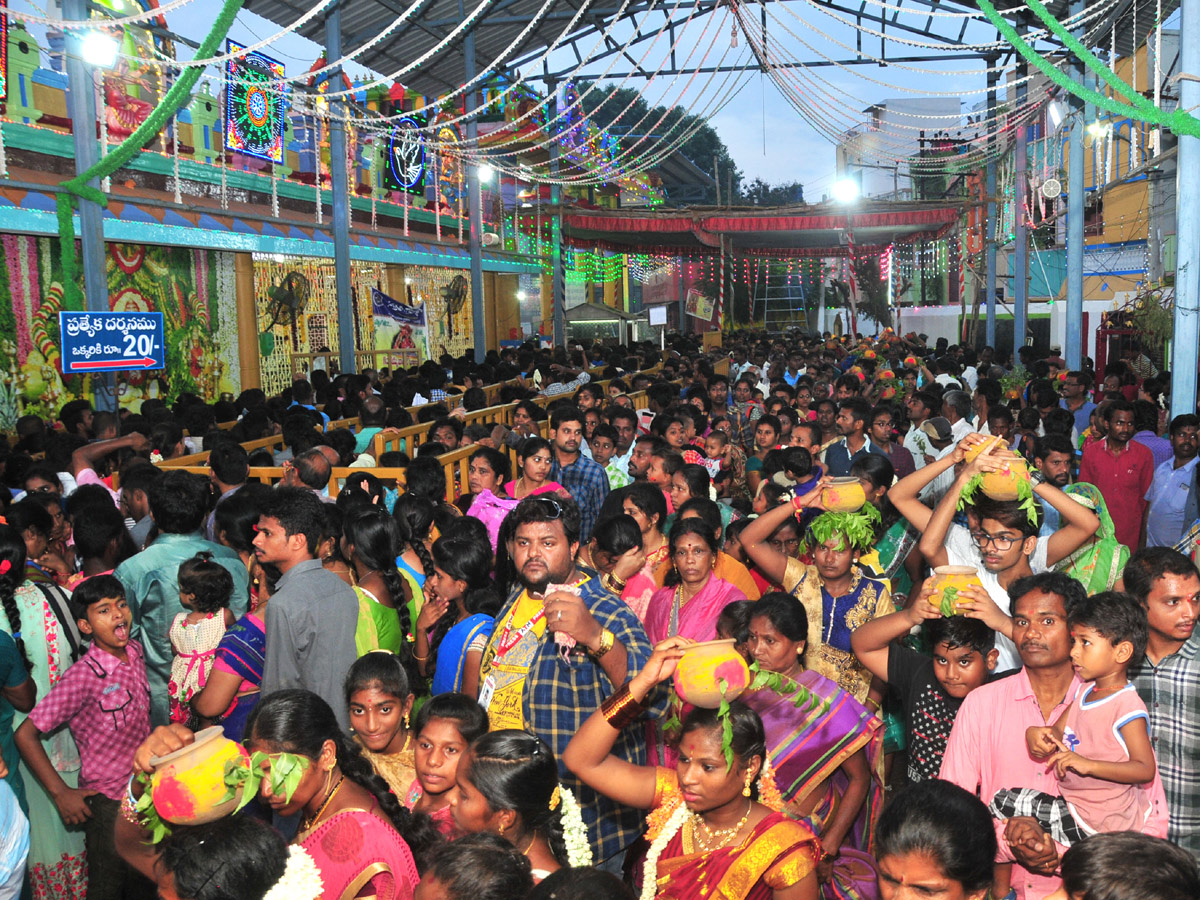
[370,145,377,230]
[98,72,110,194]
[457,164,464,243]
[403,183,409,236]
[315,112,323,225]
[973,0,1200,137]
[1130,3,1138,164]
[270,161,279,219]
[172,113,182,204]
[0,119,8,179]
[54,0,245,311]
[1153,0,1162,154]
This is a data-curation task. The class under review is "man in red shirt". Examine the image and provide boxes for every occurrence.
[1078,399,1154,549]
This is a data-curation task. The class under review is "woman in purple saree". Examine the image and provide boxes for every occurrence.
[740,593,882,900]
[645,520,747,644]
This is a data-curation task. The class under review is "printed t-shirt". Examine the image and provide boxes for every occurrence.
[481,590,547,731]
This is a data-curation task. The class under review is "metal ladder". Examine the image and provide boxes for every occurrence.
[756,270,810,331]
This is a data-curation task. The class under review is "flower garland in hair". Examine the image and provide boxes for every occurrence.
[550,784,593,867]
[262,845,323,900]
[803,505,881,555]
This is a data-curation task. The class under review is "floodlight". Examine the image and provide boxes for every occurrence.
[81,31,120,68]
[832,178,860,203]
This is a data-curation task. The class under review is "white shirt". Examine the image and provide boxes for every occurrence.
[904,424,930,469]
[944,523,1050,672]
[950,417,973,442]
[918,443,957,506]
[1145,456,1199,547]
[961,366,979,391]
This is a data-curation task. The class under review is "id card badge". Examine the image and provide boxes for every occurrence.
[478,675,496,710]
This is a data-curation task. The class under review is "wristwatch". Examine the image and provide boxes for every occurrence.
[588,627,616,660]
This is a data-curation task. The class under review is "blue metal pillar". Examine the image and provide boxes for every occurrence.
[1172,0,1200,415]
[325,4,356,375]
[985,64,998,349]
[64,0,115,410]
[1065,0,1085,370]
[463,10,487,363]
[1013,24,1029,354]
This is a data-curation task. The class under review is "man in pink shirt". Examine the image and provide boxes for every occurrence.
[940,572,1169,900]
[1078,399,1154,549]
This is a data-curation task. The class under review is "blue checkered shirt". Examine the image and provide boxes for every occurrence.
[1131,630,1200,860]
[552,453,609,542]
[489,576,665,862]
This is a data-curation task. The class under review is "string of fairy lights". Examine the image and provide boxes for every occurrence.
[10,0,1152,185]
[1,0,1169,326]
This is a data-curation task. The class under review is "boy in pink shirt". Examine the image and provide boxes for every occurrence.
[991,592,1164,893]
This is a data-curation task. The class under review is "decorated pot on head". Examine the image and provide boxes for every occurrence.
[673,639,752,708]
[927,566,985,616]
[821,477,866,513]
[903,356,919,368]
[148,726,250,825]
[963,435,1030,502]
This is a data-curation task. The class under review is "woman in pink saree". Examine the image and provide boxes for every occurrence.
[645,520,747,644]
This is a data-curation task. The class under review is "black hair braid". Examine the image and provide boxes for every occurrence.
[380,565,412,644]
[540,805,570,868]
[335,733,443,870]
[0,578,30,673]
[407,537,435,585]
[423,604,457,682]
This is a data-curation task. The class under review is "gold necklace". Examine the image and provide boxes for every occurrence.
[300,774,345,833]
[688,799,752,852]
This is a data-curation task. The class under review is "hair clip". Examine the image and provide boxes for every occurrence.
[548,784,561,811]
[11,632,20,640]
[0,560,9,575]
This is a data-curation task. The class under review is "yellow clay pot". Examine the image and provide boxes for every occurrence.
[927,566,985,616]
[822,477,866,513]
[672,639,752,708]
[148,726,249,825]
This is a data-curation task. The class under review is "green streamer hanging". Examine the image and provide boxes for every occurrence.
[973,0,1200,138]
[56,0,247,309]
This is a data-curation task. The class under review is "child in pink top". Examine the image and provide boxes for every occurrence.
[990,592,1163,895]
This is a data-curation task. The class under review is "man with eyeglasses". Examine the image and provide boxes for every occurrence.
[1059,370,1096,437]
[477,494,660,869]
[1145,414,1200,548]
[891,434,1100,671]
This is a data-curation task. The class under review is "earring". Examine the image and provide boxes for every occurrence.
[742,770,753,797]
[498,823,506,835]
[404,711,410,730]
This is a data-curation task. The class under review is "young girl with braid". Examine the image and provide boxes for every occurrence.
[0,537,35,810]
[342,509,410,656]
[413,536,500,696]
[344,652,418,799]
[393,493,438,628]
[133,689,442,896]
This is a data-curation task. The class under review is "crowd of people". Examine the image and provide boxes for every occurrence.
[0,331,1195,900]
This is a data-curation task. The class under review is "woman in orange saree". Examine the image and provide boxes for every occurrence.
[563,638,820,900]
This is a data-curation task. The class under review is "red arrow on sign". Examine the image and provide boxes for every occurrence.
[69,357,158,370]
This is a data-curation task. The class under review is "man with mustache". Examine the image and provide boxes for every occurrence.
[477,494,659,868]
[548,406,608,542]
[939,572,1168,900]
[1126,547,1200,860]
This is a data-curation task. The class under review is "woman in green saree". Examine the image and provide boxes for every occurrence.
[1053,483,1129,594]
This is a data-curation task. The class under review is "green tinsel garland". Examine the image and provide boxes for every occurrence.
[56,0,247,308]
[974,0,1200,138]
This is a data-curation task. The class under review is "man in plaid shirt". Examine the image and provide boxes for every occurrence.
[477,495,663,868]
[1127,547,1200,860]
[549,407,609,542]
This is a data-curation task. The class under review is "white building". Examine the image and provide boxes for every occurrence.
[835,97,964,200]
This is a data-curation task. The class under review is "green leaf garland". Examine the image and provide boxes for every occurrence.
[805,504,882,554]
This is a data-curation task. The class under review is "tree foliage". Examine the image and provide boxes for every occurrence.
[740,177,805,206]
[580,85,742,204]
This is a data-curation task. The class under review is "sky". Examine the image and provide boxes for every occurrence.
[17,0,1162,199]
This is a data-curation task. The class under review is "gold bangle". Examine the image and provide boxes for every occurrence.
[412,650,430,662]
[120,794,141,827]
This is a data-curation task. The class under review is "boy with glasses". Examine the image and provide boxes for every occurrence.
[890,434,1100,671]
[1059,371,1096,437]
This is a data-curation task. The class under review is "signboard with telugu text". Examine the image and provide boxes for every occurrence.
[59,312,165,375]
